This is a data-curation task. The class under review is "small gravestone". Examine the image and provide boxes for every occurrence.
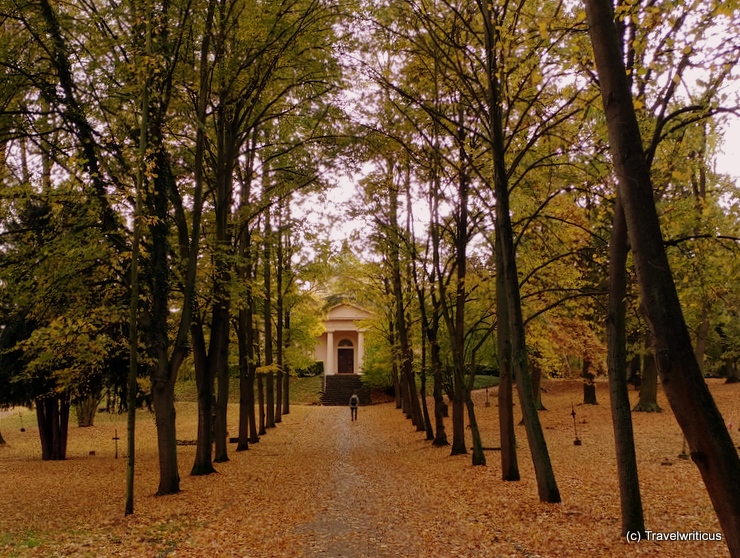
[571,404,582,446]
[112,429,120,459]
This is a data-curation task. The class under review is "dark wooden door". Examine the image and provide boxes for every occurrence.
[338,348,354,374]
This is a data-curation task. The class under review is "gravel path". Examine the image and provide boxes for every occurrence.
[280,405,522,558]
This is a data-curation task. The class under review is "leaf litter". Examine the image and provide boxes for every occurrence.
[0,379,735,557]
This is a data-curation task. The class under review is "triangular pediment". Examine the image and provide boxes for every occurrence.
[326,303,373,321]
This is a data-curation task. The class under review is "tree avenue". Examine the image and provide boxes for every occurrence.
[1,0,739,552]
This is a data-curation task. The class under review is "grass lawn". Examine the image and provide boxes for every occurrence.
[174,374,323,405]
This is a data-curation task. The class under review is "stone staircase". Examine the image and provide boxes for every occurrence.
[320,375,371,406]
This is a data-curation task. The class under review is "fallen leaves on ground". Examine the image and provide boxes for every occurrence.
[0,379,734,557]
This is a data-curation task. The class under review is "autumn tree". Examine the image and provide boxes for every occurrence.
[585,0,740,551]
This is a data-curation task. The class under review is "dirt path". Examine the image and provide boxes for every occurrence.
[170,403,528,557]
[281,406,523,558]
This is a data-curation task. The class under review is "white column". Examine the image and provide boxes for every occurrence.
[326,331,334,375]
[357,331,365,374]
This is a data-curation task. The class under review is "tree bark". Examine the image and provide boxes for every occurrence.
[263,204,274,429]
[388,173,424,432]
[237,304,251,452]
[531,362,546,411]
[276,211,284,424]
[482,0,560,502]
[36,395,70,461]
[694,308,710,375]
[430,324,448,446]
[585,0,740,550]
[496,232,519,481]
[213,304,231,463]
[126,0,151,514]
[466,397,486,466]
[283,309,291,415]
[236,226,253,451]
[717,327,739,384]
[258,374,266,436]
[633,335,661,412]
[582,359,597,405]
[606,197,645,536]
[419,323,435,441]
[152,377,180,494]
[74,392,99,427]
[266,371,275,428]
[190,320,216,476]
[388,308,402,410]
[725,364,740,384]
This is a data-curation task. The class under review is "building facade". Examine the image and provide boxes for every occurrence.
[314,303,372,377]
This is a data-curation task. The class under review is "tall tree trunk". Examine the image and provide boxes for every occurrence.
[585,0,740,550]
[258,374,266,436]
[496,232,519,481]
[249,297,260,444]
[726,363,740,384]
[438,112,472,457]
[410,229,435,441]
[266,372,275,428]
[388,317,402,409]
[152,376,180,494]
[482,0,560,502]
[388,173,424,432]
[430,325,448,446]
[283,308,291,415]
[694,308,710,375]
[149,0,214,493]
[633,335,661,412]
[196,147,234,466]
[263,204,274,428]
[582,359,597,405]
[237,304,250,452]
[606,197,645,536]
[37,0,195,495]
[36,395,70,461]
[212,101,237,463]
[717,327,739,384]
[212,304,230,463]
[191,320,216,475]
[466,397,485,466]
[427,165,448,447]
[236,223,254,451]
[627,354,641,389]
[0,430,6,445]
[248,364,259,442]
[492,109,559,501]
[75,392,99,427]
[531,362,546,411]
[275,210,284,424]
[125,0,149,510]
[419,323,434,441]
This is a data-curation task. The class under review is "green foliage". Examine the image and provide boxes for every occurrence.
[359,325,396,390]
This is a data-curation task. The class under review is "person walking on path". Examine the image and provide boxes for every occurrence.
[349,392,359,421]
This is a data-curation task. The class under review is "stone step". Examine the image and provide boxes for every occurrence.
[320,375,371,406]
